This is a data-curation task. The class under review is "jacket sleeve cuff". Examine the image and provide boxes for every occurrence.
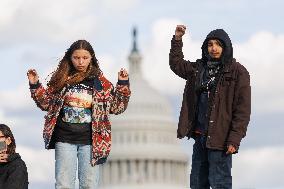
[227,132,243,149]
[29,81,41,89]
[171,35,183,48]
[117,79,129,85]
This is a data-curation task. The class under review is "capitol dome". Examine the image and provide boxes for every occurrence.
[98,28,189,189]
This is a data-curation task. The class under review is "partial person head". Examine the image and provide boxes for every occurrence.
[201,29,233,63]
[0,124,16,155]
[48,40,101,93]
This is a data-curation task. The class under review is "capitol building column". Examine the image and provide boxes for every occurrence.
[120,160,127,183]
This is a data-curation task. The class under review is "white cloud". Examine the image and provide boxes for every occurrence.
[0,0,98,45]
[143,18,201,95]
[233,146,284,189]
[0,84,33,110]
[0,0,141,46]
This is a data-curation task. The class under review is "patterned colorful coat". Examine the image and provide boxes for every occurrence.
[30,73,131,165]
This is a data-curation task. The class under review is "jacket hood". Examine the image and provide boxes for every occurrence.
[201,29,233,64]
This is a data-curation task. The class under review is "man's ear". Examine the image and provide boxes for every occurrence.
[6,137,12,146]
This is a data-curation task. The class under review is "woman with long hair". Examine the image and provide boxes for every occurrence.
[27,40,131,189]
[0,124,29,189]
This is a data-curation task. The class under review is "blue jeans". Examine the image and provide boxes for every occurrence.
[55,142,100,189]
[190,136,232,189]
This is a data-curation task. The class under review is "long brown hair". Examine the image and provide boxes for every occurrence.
[47,40,101,93]
[0,124,16,154]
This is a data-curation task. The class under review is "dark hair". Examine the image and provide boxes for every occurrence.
[0,124,16,154]
[47,40,101,93]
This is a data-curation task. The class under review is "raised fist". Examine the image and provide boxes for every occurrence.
[27,69,39,84]
[175,25,187,40]
[118,68,129,81]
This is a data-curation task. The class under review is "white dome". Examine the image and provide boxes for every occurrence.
[99,29,188,189]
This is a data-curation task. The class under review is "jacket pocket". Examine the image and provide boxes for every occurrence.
[222,76,236,86]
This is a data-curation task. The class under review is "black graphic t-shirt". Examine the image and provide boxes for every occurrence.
[54,78,93,145]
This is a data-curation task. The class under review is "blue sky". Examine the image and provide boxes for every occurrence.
[0,0,284,188]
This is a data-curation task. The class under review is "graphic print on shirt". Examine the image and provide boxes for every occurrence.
[62,82,93,124]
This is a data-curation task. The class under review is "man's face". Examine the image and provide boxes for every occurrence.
[207,39,223,59]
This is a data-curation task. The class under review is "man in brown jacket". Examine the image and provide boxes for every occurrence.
[169,25,251,189]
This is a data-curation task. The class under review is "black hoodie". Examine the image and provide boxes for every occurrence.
[0,153,28,189]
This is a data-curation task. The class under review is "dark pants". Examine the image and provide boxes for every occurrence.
[190,135,232,189]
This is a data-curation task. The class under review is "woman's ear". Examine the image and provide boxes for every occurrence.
[6,137,11,146]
